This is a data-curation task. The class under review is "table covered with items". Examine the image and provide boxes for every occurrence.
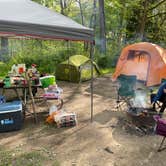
[0,64,77,133]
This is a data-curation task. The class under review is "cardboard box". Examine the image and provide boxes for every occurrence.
[54,112,77,128]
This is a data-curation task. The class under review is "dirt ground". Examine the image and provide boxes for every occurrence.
[0,74,166,166]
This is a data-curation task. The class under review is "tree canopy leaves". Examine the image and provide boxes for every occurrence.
[0,0,165,75]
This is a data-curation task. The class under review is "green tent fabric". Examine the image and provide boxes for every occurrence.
[56,55,100,82]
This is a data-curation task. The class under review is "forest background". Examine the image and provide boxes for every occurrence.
[0,0,165,76]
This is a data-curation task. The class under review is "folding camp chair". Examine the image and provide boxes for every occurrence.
[153,115,166,152]
[116,74,137,111]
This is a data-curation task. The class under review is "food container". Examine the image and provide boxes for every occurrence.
[17,64,26,74]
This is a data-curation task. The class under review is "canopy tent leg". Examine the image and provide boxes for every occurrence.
[90,42,95,122]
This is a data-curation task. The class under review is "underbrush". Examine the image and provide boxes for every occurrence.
[100,67,115,75]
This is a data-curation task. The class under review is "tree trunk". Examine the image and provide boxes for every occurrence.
[98,0,106,54]
[118,0,126,44]
[0,37,9,61]
[137,0,148,41]
[60,0,67,15]
[87,0,97,51]
[77,0,84,25]
[60,0,65,15]
[76,0,89,51]
[90,0,97,30]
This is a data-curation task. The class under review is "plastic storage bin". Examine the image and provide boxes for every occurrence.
[40,75,56,88]
[0,100,23,132]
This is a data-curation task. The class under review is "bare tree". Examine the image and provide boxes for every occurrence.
[137,0,148,40]
[60,0,67,15]
[98,0,106,54]
[76,0,84,25]
[90,0,97,30]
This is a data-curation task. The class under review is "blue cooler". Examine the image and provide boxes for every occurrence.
[0,100,23,132]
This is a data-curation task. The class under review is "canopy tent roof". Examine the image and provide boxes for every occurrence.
[0,0,94,42]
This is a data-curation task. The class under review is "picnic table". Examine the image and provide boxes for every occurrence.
[0,83,42,122]
[0,72,63,123]
[1,84,63,123]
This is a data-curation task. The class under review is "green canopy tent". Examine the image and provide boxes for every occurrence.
[0,0,95,122]
[56,55,100,83]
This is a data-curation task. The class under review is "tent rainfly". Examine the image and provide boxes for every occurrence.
[56,55,100,82]
[112,42,166,86]
[0,0,95,122]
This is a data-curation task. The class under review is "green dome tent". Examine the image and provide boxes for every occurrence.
[56,55,100,82]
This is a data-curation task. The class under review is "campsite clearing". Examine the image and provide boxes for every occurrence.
[0,74,166,166]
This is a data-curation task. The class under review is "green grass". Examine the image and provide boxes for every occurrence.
[0,75,5,80]
[13,151,47,166]
[0,146,60,166]
[0,147,13,166]
[0,61,9,77]
[100,67,115,75]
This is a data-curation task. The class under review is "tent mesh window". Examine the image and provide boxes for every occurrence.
[127,50,150,62]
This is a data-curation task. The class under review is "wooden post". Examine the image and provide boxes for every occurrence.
[25,72,38,123]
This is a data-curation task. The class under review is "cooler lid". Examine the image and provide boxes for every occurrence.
[0,100,22,113]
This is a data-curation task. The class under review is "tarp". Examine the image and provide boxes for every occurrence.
[0,0,94,42]
[56,55,100,82]
[112,42,166,86]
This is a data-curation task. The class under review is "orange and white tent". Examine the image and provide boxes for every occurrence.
[112,42,166,86]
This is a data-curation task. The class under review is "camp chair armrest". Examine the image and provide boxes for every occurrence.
[153,115,160,122]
